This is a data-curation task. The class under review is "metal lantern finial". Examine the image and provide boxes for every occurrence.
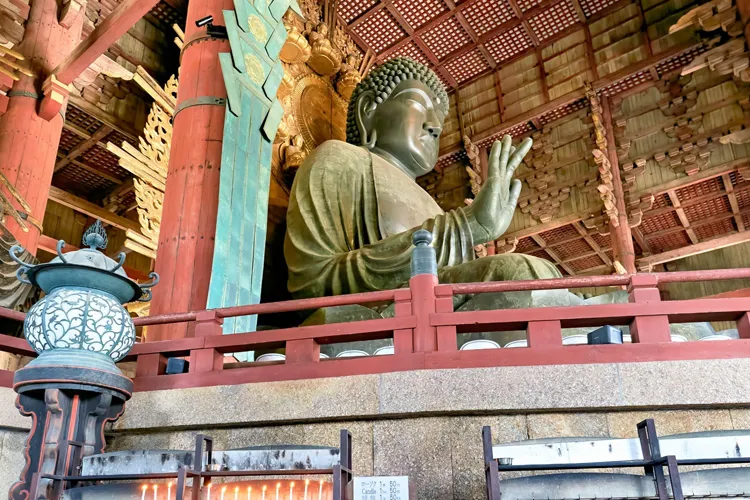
[82,220,108,250]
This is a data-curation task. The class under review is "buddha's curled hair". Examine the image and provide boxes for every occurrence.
[345,57,449,146]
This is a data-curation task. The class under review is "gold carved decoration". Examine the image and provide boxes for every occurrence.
[280,10,311,64]
[106,66,174,259]
[245,54,265,84]
[336,54,361,99]
[307,22,342,76]
[291,73,347,154]
[248,15,268,41]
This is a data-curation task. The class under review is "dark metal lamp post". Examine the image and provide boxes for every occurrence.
[7,220,158,500]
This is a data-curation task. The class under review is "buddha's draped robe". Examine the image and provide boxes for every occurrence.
[284,140,561,299]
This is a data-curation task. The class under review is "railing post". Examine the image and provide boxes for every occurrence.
[286,339,320,364]
[527,320,562,347]
[435,284,457,351]
[737,312,750,339]
[189,310,224,373]
[393,289,414,355]
[628,274,671,343]
[409,230,438,353]
[135,353,167,377]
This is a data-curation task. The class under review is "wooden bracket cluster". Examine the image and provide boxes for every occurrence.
[38,75,72,121]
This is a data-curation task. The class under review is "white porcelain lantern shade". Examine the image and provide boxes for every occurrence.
[24,288,136,362]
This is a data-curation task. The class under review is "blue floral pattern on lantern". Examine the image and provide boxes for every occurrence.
[24,288,135,362]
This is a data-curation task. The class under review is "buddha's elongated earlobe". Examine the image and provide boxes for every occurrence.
[355,91,378,150]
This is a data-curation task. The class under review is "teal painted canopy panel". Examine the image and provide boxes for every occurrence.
[208,0,297,347]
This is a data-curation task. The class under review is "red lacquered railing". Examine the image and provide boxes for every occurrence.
[1,268,750,391]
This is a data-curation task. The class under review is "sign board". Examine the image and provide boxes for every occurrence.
[353,476,411,500]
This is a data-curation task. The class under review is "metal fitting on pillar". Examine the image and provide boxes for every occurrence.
[411,229,437,277]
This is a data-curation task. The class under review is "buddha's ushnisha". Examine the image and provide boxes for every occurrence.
[284,57,560,298]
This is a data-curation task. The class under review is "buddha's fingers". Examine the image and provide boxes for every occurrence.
[505,137,532,185]
[505,179,523,216]
[488,139,503,179]
[498,135,512,182]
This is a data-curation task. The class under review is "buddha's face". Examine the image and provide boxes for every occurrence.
[356,79,444,177]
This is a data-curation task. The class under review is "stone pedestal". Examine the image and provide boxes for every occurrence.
[9,365,130,500]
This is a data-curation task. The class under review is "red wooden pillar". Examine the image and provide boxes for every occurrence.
[628,274,671,343]
[602,95,636,273]
[0,0,84,253]
[148,0,233,341]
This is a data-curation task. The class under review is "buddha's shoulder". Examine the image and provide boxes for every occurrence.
[303,140,369,172]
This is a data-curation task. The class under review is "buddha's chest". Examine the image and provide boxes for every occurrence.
[372,157,443,237]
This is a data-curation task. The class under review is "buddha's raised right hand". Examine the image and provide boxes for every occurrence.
[464,135,532,244]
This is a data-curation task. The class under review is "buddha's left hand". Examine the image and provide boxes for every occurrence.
[464,135,531,244]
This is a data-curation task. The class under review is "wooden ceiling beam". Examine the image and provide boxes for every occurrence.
[722,173,746,232]
[50,0,160,86]
[531,234,578,275]
[37,234,149,280]
[438,40,704,157]
[573,221,613,266]
[666,190,699,245]
[637,230,750,268]
[68,95,140,142]
[48,186,141,233]
[55,126,113,172]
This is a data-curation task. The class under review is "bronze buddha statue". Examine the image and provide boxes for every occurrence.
[284,57,561,300]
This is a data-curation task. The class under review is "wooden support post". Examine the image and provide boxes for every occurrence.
[435,284,458,351]
[0,0,85,253]
[189,310,224,372]
[527,320,563,347]
[135,353,167,377]
[286,339,321,364]
[409,273,438,352]
[148,0,231,341]
[628,274,671,343]
[602,95,636,273]
[393,289,414,355]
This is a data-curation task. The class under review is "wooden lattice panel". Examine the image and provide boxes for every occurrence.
[682,196,731,222]
[743,212,750,230]
[551,238,593,260]
[387,40,431,65]
[527,0,577,42]
[58,129,86,157]
[516,236,540,252]
[731,170,745,185]
[599,70,651,97]
[435,150,466,170]
[654,45,708,77]
[393,0,449,30]
[517,0,543,12]
[675,177,723,201]
[591,232,610,249]
[651,193,670,210]
[539,223,580,243]
[462,0,515,36]
[641,211,681,234]
[693,218,735,241]
[484,24,533,65]
[538,98,587,125]
[66,106,104,135]
[734,187,750,209]
[568,254,605,272]
[444,48,491,83]
[648,231,691,252]
[421,16,472,60]
[147,1,185,29]
[340,0,379,23]
[579,0,620,17]
[54,165,117,194]
[105,129,138,149]
[353,8,407,53]
[79,146,130,180]
[529,248,551,260]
